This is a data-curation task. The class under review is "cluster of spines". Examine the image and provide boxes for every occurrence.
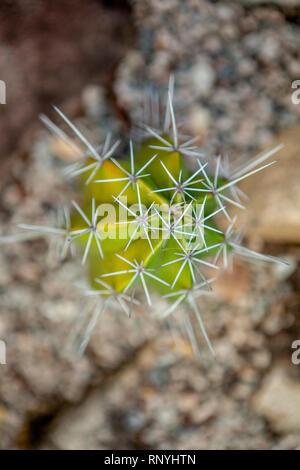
[1,78,285,357]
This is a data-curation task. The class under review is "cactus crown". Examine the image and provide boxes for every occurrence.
[6,78,284,357]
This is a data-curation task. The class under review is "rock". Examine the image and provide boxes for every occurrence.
[188,105,211,140]
[271,255,298,281]
[190,61,215,96]
[253,360,300,433]
[231,124,300,243]
[211,261,252,304]
[50,136,80,162]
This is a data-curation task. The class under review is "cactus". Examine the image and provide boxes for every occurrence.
[3,78,285,357]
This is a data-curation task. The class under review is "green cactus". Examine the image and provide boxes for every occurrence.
[4,78,284,357]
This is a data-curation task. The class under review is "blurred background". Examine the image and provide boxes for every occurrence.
[0,0,300,450]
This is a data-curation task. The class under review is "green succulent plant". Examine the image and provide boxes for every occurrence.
[4,78,284,357]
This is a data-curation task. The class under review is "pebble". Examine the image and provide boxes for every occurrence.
[190,60,215,96]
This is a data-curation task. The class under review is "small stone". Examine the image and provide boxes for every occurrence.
[253,360,300,433]
[231,124,300,243]
[50,136,79,162]
[271,255,297,281]
[238,58,256,77]
[188,105,211,139]
[190,60,215,96]
[192,400,217,424]
[82,85,105,119]
[212,261,251,304]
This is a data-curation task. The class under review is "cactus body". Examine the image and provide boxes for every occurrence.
[2,79,284,356]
